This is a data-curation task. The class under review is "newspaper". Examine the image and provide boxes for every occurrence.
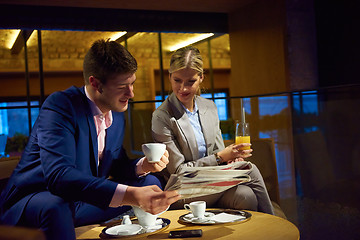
[164,161,252,199]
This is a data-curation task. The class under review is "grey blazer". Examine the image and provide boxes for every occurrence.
[152,93,225,180]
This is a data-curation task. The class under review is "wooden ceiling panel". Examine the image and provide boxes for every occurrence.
[0,0,257,13]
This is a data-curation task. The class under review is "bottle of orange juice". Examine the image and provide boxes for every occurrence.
[235,121,250,150]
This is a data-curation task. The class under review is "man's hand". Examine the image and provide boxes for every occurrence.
[142,150,169,173]
[122,185,180,214]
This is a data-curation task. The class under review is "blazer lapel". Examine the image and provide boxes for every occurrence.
[87,113,99,176]
[196,97,213,155]
[80,87,99,176]
[168,93,199,160]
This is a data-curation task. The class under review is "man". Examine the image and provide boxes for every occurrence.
[0,39,180,239]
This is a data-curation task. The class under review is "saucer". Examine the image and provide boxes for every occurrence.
[183,212,216,223]
[104,224,142,236]
[179,209,252,225]
[101,218,171,239]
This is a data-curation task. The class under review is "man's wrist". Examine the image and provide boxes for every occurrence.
[136,157,150,176]
[109,184,128,207]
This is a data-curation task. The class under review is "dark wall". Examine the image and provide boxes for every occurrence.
[0,4,227,33]
[315,0,360,87]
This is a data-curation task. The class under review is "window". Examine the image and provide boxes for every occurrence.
[292,91,319,133]
[0,101,39,138]
[155,92,228,120]
[0,101,39,157]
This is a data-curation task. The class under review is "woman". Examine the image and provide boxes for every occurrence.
[151,46,274,214]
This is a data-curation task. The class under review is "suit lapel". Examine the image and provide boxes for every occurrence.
[169,93,198,160]
[80,87,99,176]
[87,113,99,176]
[197,97,213,155]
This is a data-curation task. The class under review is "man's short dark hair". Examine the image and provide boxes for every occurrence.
[83,39,137,84]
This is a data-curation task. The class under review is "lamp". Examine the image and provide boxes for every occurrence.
[110,31,127,41]
[6,29,21,49]
[10,30,34,55]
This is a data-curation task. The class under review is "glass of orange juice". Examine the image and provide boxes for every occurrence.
[235,121,250,150]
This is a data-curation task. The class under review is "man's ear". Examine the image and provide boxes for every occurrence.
[89,76,103,93]
[199,74,204,83]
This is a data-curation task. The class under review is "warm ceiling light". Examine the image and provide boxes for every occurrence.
[10,30,35,54]
[110,31,127,41]
[6,29,21,49]
[168,33,215,52]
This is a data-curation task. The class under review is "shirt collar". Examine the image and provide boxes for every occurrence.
[181,98,199,115]
[84,86,113,125]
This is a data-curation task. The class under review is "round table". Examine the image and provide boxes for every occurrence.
[76,209,300,239]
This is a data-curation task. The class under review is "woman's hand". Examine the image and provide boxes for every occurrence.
[234,143,253,159]
[217,144,253,164]
[142,150,169,173]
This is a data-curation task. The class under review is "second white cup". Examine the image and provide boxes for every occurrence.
[184,201,206,219]
[142,143,166,163]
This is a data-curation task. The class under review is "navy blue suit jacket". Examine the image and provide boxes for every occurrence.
[0,86,138,224]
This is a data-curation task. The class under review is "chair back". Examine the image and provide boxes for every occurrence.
[0,156,21,192]
[248,138,281,205]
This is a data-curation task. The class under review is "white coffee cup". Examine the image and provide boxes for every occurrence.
[142,143,166,163]
[132,206,169,227]
[132,206,158,227]
[184,201,206,219]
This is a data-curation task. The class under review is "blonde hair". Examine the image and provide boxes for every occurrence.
[169,46,203,77]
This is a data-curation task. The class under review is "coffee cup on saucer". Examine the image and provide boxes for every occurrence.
[184,201,206,219]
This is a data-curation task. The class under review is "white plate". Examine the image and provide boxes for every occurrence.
[102,218,172,238]
[104,224,143,236]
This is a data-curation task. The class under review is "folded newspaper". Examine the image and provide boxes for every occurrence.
[164,161,252,199]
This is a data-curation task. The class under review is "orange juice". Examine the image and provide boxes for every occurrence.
[235,136,251,150]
